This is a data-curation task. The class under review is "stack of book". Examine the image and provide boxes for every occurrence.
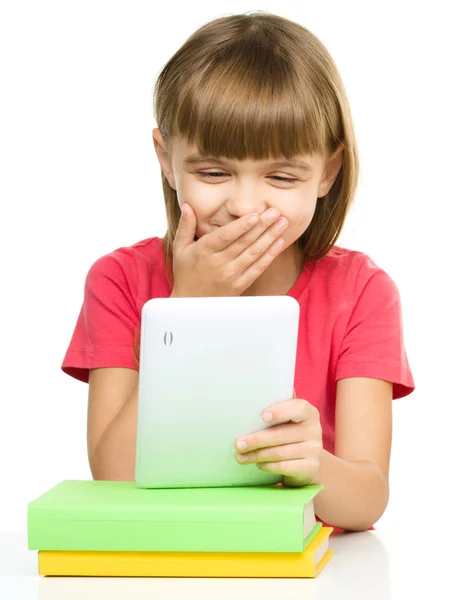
[27,480,333,578]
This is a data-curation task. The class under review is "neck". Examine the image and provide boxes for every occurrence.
[241,243,303,296]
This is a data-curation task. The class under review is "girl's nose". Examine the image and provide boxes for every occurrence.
[225,192,268,219]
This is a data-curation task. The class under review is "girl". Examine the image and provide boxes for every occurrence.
[61,11,414,532]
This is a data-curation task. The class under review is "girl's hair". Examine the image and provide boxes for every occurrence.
[132,11,360,368]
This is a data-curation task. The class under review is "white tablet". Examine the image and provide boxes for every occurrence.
[135,295,299,488]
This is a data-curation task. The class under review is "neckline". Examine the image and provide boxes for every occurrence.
[286,258,316,300]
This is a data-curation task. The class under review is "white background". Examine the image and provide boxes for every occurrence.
[1,0,450,534]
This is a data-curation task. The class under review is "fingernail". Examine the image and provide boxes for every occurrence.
[236,440,247,451]
[237,454,248,463]
[265,209,280,222]
[262,411,273,422]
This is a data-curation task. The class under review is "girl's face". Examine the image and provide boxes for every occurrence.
[153,129,343,251]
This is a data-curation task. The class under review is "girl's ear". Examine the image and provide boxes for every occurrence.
[317,144,344,199]
[153,128,177,190]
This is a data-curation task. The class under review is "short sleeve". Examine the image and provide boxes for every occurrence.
[61,253,140,383]
[335,263,415,399]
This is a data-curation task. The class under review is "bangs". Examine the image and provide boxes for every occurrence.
[172,47,332,162]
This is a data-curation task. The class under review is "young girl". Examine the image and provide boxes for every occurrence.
[61,11,414,533]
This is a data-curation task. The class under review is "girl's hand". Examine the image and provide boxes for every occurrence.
[170,203,288,297]
[235,390,323,487]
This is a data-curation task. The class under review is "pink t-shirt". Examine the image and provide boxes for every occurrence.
[62,237,415,531]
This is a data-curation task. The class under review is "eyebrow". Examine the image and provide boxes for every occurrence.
[183,154,313,172]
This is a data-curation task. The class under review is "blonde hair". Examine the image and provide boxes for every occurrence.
[133,11,360,367]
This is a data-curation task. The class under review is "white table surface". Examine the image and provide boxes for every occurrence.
[0,527,445,599]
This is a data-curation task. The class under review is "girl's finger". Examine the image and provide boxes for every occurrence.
[201,212,262,253]
[173,202,197,252]
[224,208,284,260]
[236,421,312,453]
[237,440,319,464]
[256,458,318,479]
[262,398,317,425]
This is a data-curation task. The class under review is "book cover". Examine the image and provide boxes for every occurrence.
[38,526,333,578]
[28,480,323,553]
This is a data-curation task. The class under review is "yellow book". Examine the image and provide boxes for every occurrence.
[38,527,333,578]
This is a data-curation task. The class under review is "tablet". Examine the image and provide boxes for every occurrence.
[135,295,300,489]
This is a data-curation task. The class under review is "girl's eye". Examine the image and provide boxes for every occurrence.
[197,172,297,184]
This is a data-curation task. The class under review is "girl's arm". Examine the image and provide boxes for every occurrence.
[235,377,393,531]
[310,377,392,531]
[87,367,139,481]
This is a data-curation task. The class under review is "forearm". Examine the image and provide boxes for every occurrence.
[288,449,389,531]
[90,385,138,481]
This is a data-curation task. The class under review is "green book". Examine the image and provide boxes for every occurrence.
[28,480,323,553]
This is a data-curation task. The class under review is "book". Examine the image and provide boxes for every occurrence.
[28,480,323,553]
[38,526,333,578]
